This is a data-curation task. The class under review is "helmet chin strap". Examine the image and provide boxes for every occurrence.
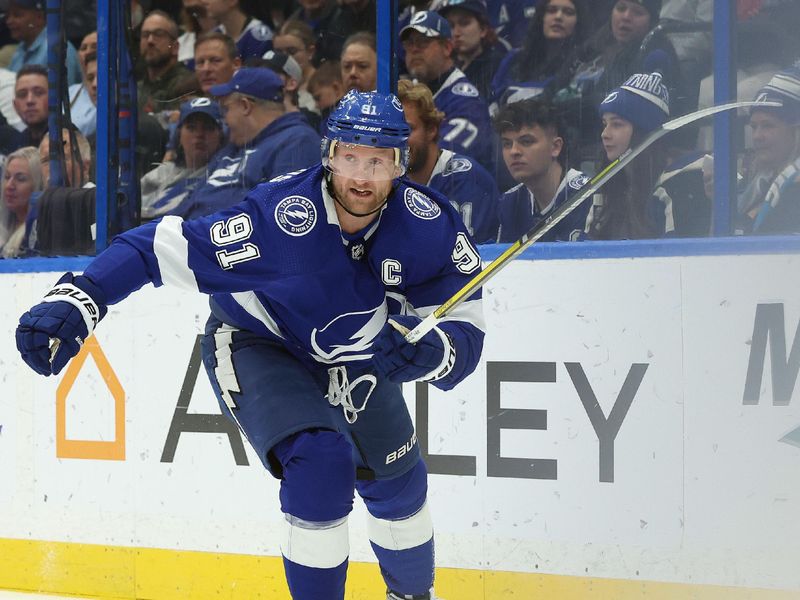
[325,172,394,218]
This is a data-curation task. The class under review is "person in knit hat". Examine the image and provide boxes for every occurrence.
[585,71,671,239]
[738,62,800,234]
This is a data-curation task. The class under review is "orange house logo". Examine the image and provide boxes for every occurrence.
[56,336,125,460]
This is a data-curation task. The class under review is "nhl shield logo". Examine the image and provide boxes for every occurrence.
[404,188,441,220]
[275,195,317,236]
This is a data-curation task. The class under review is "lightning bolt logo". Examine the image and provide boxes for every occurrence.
[274,195,317,237]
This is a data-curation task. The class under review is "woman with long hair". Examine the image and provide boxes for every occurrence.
[0,147,44,258]
[490,0,589,110]
[585,72,669,240]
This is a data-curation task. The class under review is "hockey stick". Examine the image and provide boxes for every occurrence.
[400,99,780,344]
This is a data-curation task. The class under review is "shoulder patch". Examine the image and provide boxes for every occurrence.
[442,157,473,176]
[404,188,441,220]
[251,24,272,42]
[569,174,591,190]
[274,195,317,236]
[451,82,479,98]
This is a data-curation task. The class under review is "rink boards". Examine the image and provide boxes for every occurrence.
[0,242,799,599]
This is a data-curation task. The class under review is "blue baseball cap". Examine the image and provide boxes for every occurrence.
[178,97,224,128]
[400,10,452,40]
[209,68,283,102]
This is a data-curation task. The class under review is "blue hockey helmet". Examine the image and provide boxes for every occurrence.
[322,90,411,179]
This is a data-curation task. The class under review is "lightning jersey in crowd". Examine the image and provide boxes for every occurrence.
[488,0,537,50]
[426,149,499,244]
[489,49,554,113]
[496,168,590,242]
[431,67,495,173]
[83,165,486,390]
[216,18,273,61]
[164,112,320,220]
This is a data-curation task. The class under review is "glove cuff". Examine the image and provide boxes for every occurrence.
[419,327,456,382]
[41,275,103,339]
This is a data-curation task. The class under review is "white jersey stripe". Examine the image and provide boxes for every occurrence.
[153,216,199,291]
[367,502,433,551]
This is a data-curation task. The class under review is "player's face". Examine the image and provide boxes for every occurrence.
[330,144,397,214]
[446,9,485,58]
[402,33,451,83]
[542,0,577,41]
[13,74,48,127]
[501,124,563,184]
[195,39,239,94]
[611,0,651,44]
[601,112,634,161]
[341,43,377,93]
[403,103,435,176]
[749,111,798,171]
[180,114,223,169]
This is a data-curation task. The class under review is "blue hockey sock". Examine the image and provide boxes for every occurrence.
[282,556,348,600]
[371,536,435,596]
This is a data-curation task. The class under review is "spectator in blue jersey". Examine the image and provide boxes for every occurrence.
[194,32,241,96]
[398,78,499,243]
[17,90,485,600]
[736,64,800,235]
[490,0,589,111]
[493,97,589,242]
[340,32,376,94]
[12,64,48,149]
[163,67,319,219]
[486,0,537,50]
[401,10,495,173]
[436,0,506,101]
[204,0,273,62]
[5,0,82,85]
[0,145,41,257]
[141,98,226,220]
[586,71,673,240]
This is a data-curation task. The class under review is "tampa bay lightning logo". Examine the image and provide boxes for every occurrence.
[310,302,388,363]
[404,188,441,220]
[275,195,317,236]
[569,174,590,190]
[601,91,618,105]
[452,82,479,97]
[442,157,472,176]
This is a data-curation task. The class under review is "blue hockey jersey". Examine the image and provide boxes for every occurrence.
[84,165,486,390]
[487,0,537,50]
[217,18,273,61]
[427,149,499,244]
[164,112,320,220]
[496,168,590,242]
[433,68,495,174]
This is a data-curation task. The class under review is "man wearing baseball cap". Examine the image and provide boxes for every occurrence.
[400,9,494,172]
[140,98,226,220]
[259,49,319,129]
[162,67,320,220]
[6,0,82,85]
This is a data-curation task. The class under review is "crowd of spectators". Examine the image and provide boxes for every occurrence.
[0,0,799,259]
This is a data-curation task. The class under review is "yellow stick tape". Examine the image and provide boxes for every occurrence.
[1,538,797,600]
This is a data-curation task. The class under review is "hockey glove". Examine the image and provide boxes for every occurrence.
[16,273,108,376]
[371,315,455,384]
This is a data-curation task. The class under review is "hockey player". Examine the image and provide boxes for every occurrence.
[16,90,485,600]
